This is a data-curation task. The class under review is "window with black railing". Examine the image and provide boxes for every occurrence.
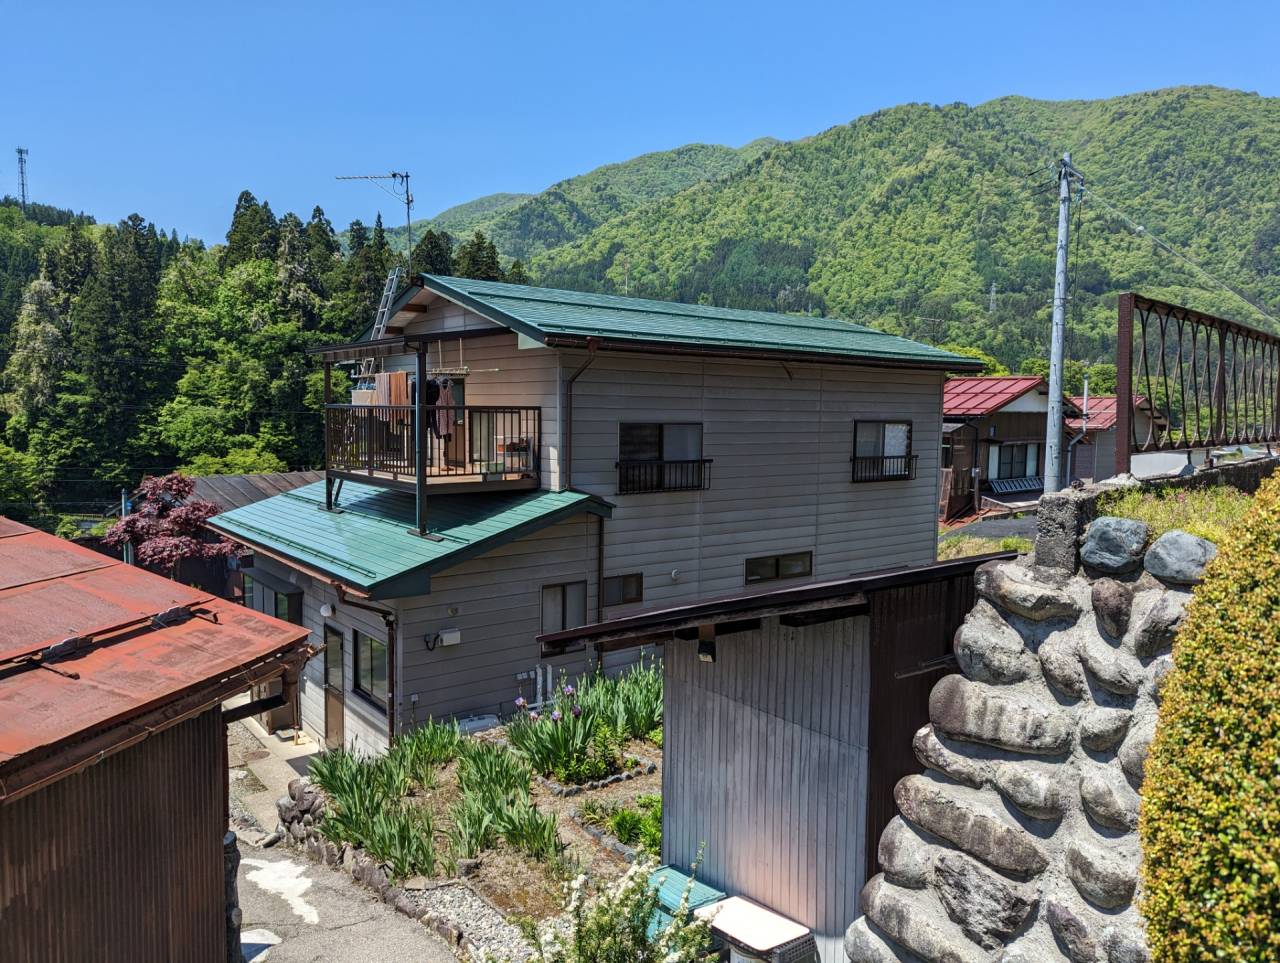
[852,420,916,483]
[616,422,712,494]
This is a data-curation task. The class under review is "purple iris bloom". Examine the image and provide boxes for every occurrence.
[514,696,527,710]
[562,684,575,697]
[551,710,563,722]
[571,705,582,718]
[529,710,540,721]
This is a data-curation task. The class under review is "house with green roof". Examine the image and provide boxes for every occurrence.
[209,274,978,752]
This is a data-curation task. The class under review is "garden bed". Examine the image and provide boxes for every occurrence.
[279,660,667,957]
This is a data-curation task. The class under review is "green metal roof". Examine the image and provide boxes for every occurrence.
[208,481,611,600]
[407,274,979,370]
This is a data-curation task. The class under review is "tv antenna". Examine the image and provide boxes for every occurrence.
[335,170,414,272]
[15,148,29,210]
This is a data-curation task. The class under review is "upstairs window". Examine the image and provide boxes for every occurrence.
[852,420,916,482]
[617,423,710,493]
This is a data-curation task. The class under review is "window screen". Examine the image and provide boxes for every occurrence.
[619,423,662,461]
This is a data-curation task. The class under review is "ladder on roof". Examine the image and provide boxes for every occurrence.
[359,267,404,381]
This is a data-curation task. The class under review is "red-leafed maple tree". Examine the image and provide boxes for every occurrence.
[104,473,234,576]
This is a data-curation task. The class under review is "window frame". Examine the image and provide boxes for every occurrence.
[744,550,813,585]
[851,419,916,482]
[541,581,588,635]
[602,572,644,607]
[351,629,388,711]
[616,421,710,494]
[323,624,344,692]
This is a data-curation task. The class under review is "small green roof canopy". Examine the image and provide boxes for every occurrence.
[396,275,981,371]
[208,481,611,600]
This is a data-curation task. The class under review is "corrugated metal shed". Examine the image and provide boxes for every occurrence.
[208,480,612,599]
[398,275,979,370]
[192,471,323,511]
[943,375,1047,416]
[0,519,311,799]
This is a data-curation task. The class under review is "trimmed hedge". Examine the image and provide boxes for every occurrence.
[1140,471,1280,961]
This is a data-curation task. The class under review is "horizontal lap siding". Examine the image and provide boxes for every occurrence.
[564,352,942,614]
[396,514,597,722]
[249,557,389,754]
[663,617,871,960]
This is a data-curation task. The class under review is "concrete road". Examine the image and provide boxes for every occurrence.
[237,842,457,963]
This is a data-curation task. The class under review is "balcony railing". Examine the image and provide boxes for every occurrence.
[616,458,713,494]
[326,404,541,486]
[851,454,918,483]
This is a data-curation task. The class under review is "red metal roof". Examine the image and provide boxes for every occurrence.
[0,519,310,792]
[943,376,1047,416]
[1066,395,1152,431]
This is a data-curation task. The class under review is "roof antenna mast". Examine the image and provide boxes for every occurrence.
[335,170,414,274]
[15,147,29,210]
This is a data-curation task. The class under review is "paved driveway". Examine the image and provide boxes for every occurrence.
[237,842,457,962]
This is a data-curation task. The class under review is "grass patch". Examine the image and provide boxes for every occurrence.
[937,534,1032,560]
[1097,485,1252,544]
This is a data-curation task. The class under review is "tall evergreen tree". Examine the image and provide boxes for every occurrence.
[370,213,393,276]
[222,190,280,270]
[275,212,325,331]
[305,206,339,280]
[505,259,531,285]
[2,279,68,424]
[454,230,503,281]
[40,220,96,310]
[411,229,454,276]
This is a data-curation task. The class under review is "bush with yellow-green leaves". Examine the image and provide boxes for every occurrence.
[1140,471,1280,961]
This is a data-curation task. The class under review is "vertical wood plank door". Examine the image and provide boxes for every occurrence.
[864,575,976,883]
[323,624,346,750]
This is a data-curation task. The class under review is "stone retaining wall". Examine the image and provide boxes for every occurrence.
[845,459,1278,963]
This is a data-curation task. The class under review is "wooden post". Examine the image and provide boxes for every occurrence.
[415,348,427,536]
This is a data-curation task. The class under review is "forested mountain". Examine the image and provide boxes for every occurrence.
[358,138,780,262]
[6,85,1280,528]
[532,87,1280,370]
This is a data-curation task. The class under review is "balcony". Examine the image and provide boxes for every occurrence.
[850,454,918,483]
[616,458,713,494]
[326,404,541,493]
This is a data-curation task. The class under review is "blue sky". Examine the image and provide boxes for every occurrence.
[5,1,1278,242]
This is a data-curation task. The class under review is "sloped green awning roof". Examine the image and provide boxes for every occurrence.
[402,274,979,370]
[208,481,611,600]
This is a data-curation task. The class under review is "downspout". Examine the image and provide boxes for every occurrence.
[969,422,982,516]
[333,583,399,747]
[562,337,601,490]
[594,512,606,670]
[1065,378,1090,484]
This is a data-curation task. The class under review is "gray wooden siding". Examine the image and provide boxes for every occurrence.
[394,513,600,723]
[565,352,943,612]
[247,557,390,754]
[663,615,871,961]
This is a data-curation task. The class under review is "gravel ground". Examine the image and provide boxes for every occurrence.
[412,882,535,962]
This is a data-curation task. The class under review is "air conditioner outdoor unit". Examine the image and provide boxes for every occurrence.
[696,897,818,963]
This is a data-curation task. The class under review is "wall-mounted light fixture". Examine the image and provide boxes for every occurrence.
[697,638,717,663]
[319,603,335,618]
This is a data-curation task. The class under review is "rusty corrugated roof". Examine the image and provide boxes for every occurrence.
[0,519,310,789]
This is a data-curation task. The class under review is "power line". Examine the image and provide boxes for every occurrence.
[1081,183,1280,329]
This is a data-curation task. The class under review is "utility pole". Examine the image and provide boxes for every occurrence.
[15,147,28,210]
[1044,152,1082,493]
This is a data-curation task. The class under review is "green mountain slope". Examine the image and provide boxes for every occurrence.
[351,137,780,260]
[532,87,1280,370]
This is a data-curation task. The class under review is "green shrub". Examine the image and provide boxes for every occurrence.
[508,700,622,785]
[457,739,531,806]
[391,718,462,787]
[522,858,710,963]
[363,805,439,880]
[580,794,663,856]
[1140,473,1280,961]
[1098,484,1252,545]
